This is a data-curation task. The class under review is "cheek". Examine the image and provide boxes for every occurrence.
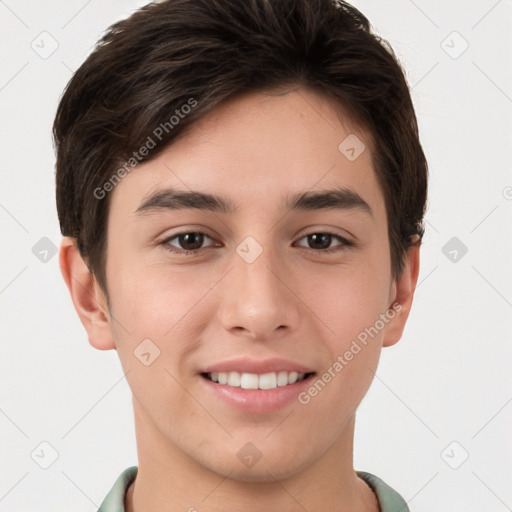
[106,264,206,418]
[297,269,389,423]
[299,259,392,343]
[107,245,214,337]
[106,255,221,401]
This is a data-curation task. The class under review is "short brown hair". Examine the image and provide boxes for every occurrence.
[53,0,428,295]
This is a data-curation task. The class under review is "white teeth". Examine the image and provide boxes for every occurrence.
[240,373,259,389]
[288,371,298,384]
[206,371,309,389]
[227,371,241,387]
[276,371,289,386]
[259,372,277,390]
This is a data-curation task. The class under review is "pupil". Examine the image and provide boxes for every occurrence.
[180,233,203,250]
[309,233,331,249]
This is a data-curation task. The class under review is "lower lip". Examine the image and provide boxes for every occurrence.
[199,373,315,413]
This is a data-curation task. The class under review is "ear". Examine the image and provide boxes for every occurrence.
[59,237,116,350]
[382,243,420,348]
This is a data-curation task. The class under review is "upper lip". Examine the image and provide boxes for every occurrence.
[200,357,315,375]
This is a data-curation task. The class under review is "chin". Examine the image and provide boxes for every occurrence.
[203,452,308,483]
[221,466,295,484]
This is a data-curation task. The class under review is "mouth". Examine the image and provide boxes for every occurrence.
[198,357,317,413]
[201,371,316,390]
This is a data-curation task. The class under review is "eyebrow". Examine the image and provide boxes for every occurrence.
[135,186,372,217]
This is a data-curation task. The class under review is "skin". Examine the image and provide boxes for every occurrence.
[60,86,419,512]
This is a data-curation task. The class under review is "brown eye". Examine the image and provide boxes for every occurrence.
[175,232,205,251]
[307,233,332,250]
[295,232,352,252]
[163,232,218,254]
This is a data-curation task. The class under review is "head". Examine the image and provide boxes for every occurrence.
[56,0,427,482]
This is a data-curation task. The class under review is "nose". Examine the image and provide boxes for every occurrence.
[217,239,301,341]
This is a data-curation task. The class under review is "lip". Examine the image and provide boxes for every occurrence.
[199,357,315,375]
[199,371,315,413]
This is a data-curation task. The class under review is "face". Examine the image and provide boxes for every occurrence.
[99,87,406,481]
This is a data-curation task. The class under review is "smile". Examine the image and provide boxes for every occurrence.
[203,371,313,390]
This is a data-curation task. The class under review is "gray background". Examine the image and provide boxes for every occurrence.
[0,0,511,510]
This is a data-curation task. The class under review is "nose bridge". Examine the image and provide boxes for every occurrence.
[237,237,280,300]
[219,234,301,339]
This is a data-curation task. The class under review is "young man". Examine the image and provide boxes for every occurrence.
[54,0,427,510]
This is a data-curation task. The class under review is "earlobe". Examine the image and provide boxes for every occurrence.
[382,243,420,347]
[59,237,116,350]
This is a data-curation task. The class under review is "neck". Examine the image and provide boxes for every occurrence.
[125,400,378,512]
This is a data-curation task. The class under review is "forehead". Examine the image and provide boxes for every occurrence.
[108,87,384,220]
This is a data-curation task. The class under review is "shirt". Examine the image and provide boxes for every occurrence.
[98,466,410,512]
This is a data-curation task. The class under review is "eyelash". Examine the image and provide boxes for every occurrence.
[160,230,353,256]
